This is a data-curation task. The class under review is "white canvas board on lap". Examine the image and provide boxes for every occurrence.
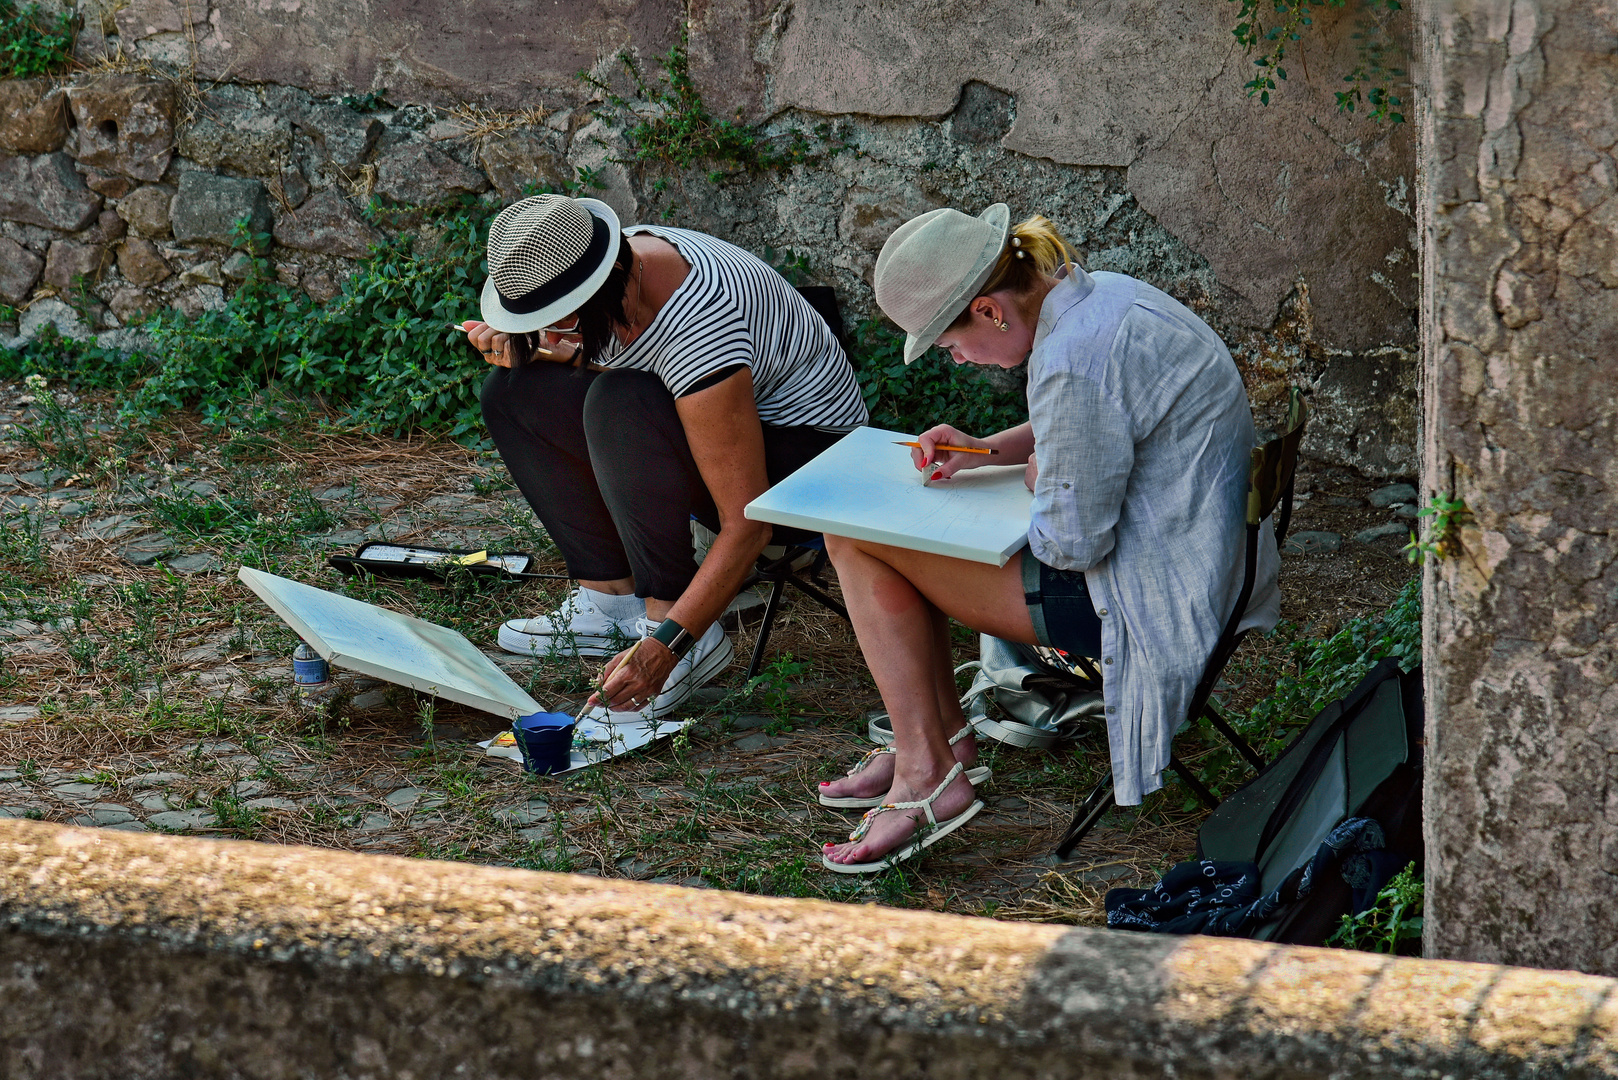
[745,425,1033,566]
[238,566,544,720]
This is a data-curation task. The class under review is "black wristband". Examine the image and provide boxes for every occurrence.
[650,617,695,660]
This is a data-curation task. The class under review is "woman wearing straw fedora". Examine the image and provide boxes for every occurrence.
[817,204,1276,873]
[458,195,867,733]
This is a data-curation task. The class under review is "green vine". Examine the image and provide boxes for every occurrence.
[1229,0,1406,123]
[581,25,848,174]
[1402,492,1470,564]
[1326,862,1423,954]
[0,0,74,79]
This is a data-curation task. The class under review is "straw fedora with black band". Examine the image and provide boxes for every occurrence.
[872,203,1010,365]
[480,195,623,335]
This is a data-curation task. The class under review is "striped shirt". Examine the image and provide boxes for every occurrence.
[604,226,869,431]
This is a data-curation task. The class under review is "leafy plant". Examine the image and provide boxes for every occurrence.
[738,652,810,729]
[341,91,391,113]
[1229,0,1406,122]
[583,25,847,173]
[851,319,1027,437]
[0,0,74,79]
[1326,862,1423,954]
[1188,577,1421,797]
[1403,492,1469,564]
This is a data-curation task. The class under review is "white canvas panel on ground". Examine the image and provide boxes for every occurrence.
[744,425,1033,566]
[238,566,544,720]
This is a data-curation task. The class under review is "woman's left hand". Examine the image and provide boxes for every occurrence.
[588,638,677,712]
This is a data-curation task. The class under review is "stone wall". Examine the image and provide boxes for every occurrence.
[0,0,1420,474]
[4,818,1617,1078]
[1418,0,1618,974]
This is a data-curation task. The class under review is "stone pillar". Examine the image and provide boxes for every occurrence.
[1419,0,1618,973]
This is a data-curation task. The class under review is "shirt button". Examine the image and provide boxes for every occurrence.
[1098,609,1108,617]
[1106,706,1116,714]
[1104,657,1113,664]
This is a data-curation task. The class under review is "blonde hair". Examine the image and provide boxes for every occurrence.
[950,214,1076,328]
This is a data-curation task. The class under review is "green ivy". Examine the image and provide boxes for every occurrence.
[1326,862,1423,954]
[1190,576,1421,795]
[0,0,74,79]
[123,205,497,441]
[849,319,1026,437]
[583,25,847,173]
[1229,0,1406,123]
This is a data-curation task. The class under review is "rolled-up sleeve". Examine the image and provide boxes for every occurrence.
[1026,367,1134,572]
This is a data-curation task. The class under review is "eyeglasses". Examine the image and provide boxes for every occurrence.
[541,316,581,336]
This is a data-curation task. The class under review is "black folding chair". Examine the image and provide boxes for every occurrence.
[1052,388,1309,858]
[733,284,855,680]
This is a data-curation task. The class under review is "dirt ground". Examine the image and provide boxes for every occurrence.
[0,379,1417,924]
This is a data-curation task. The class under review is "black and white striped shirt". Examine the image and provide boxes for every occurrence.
[603,227,869,431]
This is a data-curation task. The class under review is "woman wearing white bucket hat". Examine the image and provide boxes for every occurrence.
[457,194,867,731]
[818,204,1277,873]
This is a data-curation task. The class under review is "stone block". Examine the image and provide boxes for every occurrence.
[839,177,946,252]
[177,85,293,177]
[170,172,273,248]
[65,76,177,182]
[179,260,225,287]
[174,285,226,318]
[1369,483,1418,508]
[262,88,383,177]
[948,82,1015,146]
[1281,530,1342,556]
[272,188,382,259]
[91,209,126,244]
[116,237,172,286]
[113,0,208,42]
[42,240,107,292]
[267,163,310,209]
[0,152,102,232]
[18,298,91,341]
[0,78,67,154]
[374,143,489,206]
[478,130,569,202]
[84,169,131,198]
[0,237,43,305]
[107,286,162,324]
[117,183,174,238]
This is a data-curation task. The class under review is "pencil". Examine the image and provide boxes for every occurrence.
[590,636,647,709]
[892,440,1000,455]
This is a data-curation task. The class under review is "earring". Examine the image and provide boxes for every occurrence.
[996,319,1008,332]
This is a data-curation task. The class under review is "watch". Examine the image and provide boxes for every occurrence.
[650,617,695,660]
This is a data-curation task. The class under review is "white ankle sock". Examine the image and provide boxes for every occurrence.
[583,588,644,620]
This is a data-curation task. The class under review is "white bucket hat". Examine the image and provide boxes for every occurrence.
[872,203,1010,364]
[480,194,622,334]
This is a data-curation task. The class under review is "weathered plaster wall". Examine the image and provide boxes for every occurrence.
[1419,0,1618,974]
[1,0,1421,473]
[4,819,1618,1078]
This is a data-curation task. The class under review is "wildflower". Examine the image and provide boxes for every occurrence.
[23,373,48,391]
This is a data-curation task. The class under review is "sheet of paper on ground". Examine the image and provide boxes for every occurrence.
[744,425,1033,566]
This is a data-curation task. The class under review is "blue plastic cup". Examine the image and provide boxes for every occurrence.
[513,712,576,775]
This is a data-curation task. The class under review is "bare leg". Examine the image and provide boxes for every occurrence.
[581,578,635,595]
[821,538,1033,865]
[818,603,975,801]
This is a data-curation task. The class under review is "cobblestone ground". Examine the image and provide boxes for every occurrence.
[0,381,1415,922]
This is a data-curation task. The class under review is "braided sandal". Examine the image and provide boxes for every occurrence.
[821,762,984,874]
[817,725,990,808]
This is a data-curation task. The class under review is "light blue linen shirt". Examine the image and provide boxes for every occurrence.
[1025,268,1279,805]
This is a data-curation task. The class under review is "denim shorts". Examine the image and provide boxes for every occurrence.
[1022,552,1103,659]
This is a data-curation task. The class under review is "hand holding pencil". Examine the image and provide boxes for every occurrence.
[902,425,998,486]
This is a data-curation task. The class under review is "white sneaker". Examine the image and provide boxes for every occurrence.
[497,588,644,657]
[576,619,733,740]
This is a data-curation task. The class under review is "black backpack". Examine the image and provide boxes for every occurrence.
[1195,657,1424,943]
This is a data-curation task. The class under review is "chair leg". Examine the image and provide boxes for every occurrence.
[744,577,790,680]
[782,574,848,621]
[1201,703,1266,773]
[1054,771,1115,860]
[1169,755,1219,811]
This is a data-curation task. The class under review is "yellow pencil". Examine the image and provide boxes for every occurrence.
[892,440,1000,455]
